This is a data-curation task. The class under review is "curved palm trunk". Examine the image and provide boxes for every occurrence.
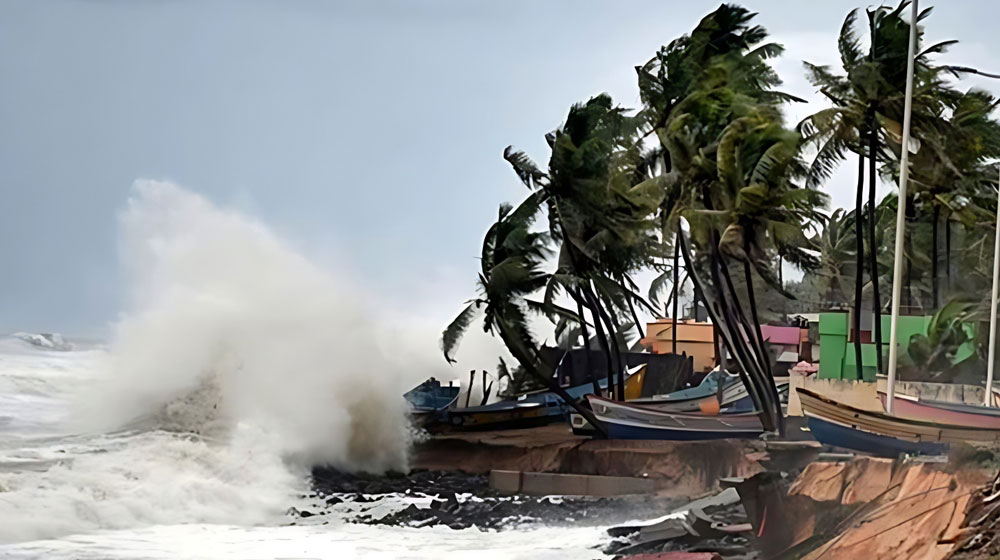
[853,146,866,380]
[589,286,626,401]
[708,247,780,432]
[868,120,884,375]
[581,287,615,399]
[741,237,769,363]
[601,302,627,401]
[621,275,645,340]
[694,187,780,431]
[574,294,601,396]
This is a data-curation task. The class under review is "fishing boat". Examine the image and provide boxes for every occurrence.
[570,376,790,435]
[878,391,1000,429]
[404,378,461,412]
[404,378,461,429]
[798,388,1000,457]
[443,393,565,431]
[634,376,790,413]
[585,395,765,440]
[626,370,734,413]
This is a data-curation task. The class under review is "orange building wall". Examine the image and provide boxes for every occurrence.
[640,319,717,373]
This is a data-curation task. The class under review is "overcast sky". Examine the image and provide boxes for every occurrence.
[1,0,998,334]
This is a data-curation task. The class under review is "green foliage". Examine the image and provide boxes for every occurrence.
[907,298,981,378]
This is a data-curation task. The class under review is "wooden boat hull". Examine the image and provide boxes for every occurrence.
[798,388,1000,448]
[807,416,948,457]
[634,377,789,414]
[878,391,1000,429]
[445,404,558,431]
[603,419,760,440]
[586,395,764,441]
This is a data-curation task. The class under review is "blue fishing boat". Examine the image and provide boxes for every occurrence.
[805,415,947,457]
[404,378,460,412]
[797,388,1000,457]
[586,395,765,441]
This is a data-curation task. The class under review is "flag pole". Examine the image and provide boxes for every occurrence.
[885,0,918,415]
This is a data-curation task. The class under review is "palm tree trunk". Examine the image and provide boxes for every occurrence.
[932,204,940,309]
[742,237,768,354]
[600,301,627,401]
[867,120,884,375]
[853,146,865,380]
[742,260,768,369]
[707,246,780,432]
[621,275,645,339]
[672,233,680,354]
[589,284,625,401]
[945,213,952,292]
[580,287,615,399]
[574,293,601,396]
[865,1,883,376]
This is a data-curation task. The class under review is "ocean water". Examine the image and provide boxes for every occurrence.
[0,182,610,559]
[0,336,609,559]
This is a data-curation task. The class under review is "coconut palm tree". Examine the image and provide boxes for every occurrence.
[440,192,606,431]
[632,4,812,433]
[799,2,958,378]
[811,209,857,307]
[504,94,663,400]
[714,111,828,326]
[908,89,1000,306]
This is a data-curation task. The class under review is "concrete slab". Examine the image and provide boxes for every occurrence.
[520,472,589,495]
[489,470,655,496]
[489,470,522,494]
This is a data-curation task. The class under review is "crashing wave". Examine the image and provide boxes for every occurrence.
[11,332,73,351]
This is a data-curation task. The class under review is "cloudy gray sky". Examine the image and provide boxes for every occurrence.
[1,0,998,334]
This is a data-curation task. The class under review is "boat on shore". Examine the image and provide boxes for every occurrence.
[878,391,1000,429]
[570,376,790,435]
[405,378,461,412]
[798,388,1000,457]
[585,395,765,440]
[442,393,565,431]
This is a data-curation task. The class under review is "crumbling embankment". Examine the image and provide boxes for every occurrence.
[412,425,767,497]
[737,455,995,559]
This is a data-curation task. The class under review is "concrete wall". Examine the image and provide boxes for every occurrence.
[642,320,716,372]
[787,377,881,416]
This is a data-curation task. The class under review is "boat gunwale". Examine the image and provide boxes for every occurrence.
[797,388,1000,443]
[587,394,763,420]
[877,390,1000,418]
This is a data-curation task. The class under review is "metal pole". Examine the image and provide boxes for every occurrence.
[885,0,918,415]
[985,168,1000,406]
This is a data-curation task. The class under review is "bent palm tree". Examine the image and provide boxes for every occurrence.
[441,193,606,432]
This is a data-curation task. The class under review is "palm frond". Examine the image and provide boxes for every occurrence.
[441,301,483,363]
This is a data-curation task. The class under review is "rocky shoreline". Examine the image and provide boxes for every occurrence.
[307,467,681,532]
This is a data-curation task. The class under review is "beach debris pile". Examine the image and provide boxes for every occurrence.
[951,470,1000,559]
[604,487,755,559]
